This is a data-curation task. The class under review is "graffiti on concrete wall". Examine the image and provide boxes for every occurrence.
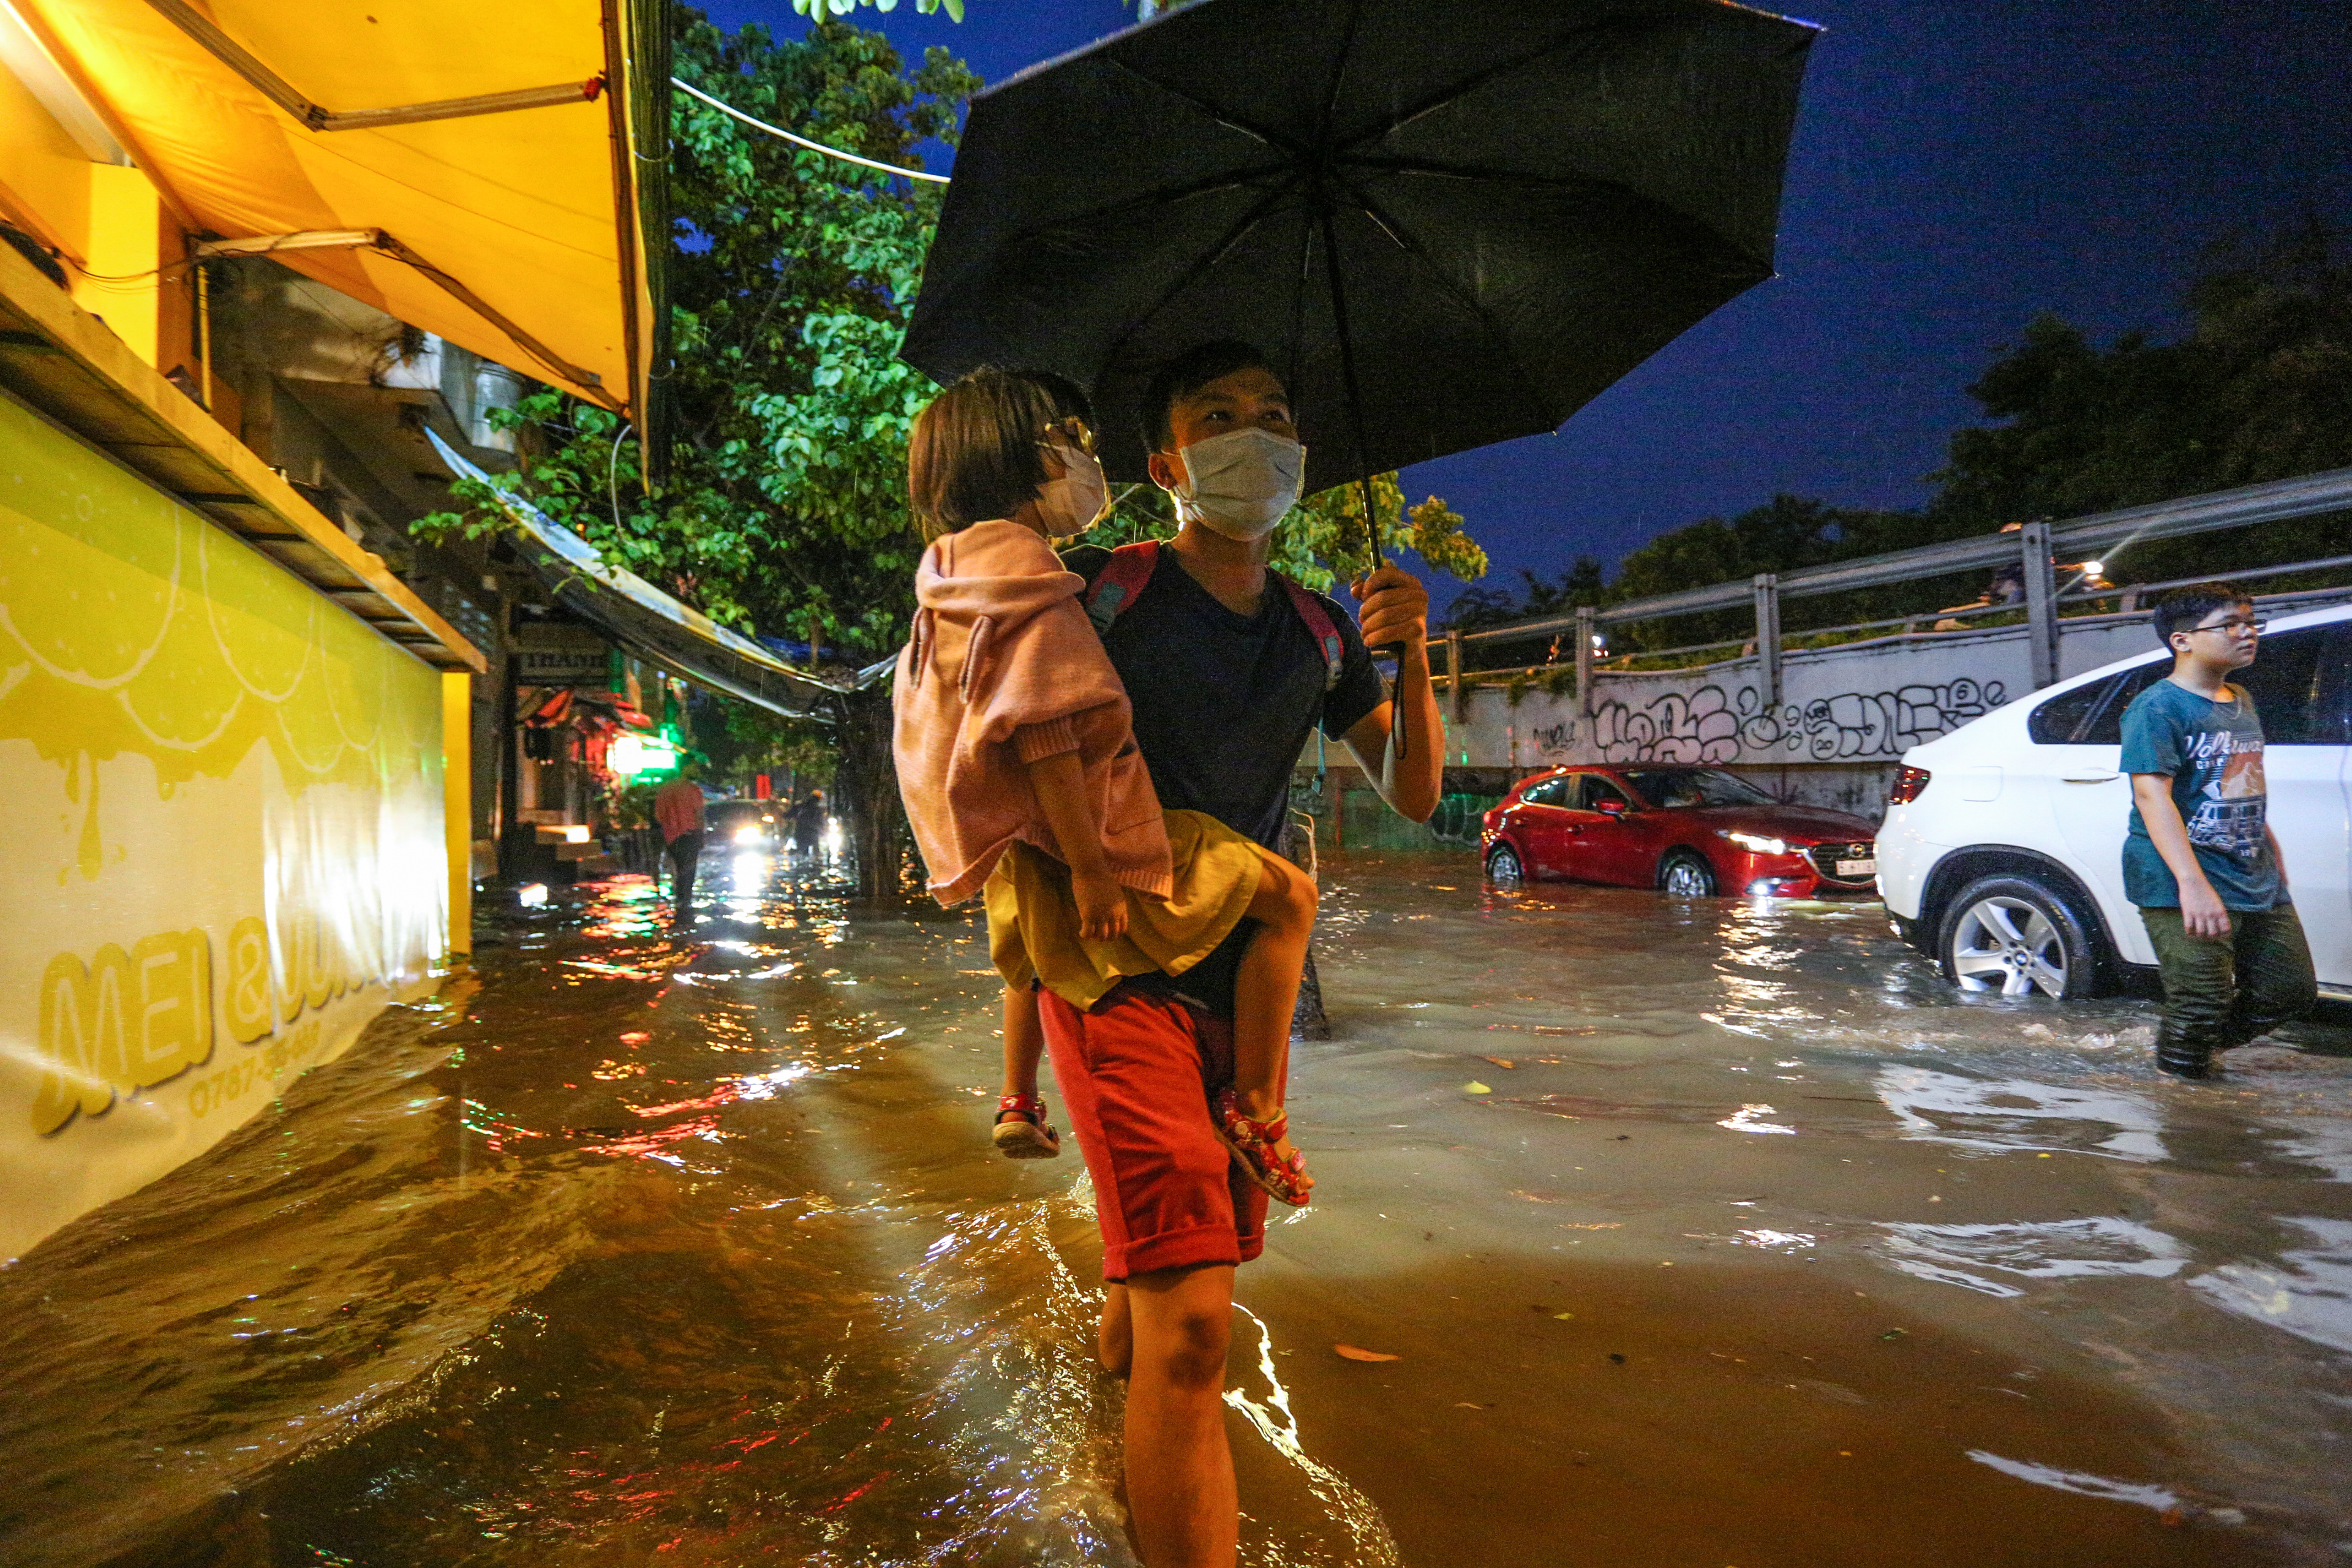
[1589,684,1773,763]
[1790,679,2008,759]
[1528,720,1575,756]
[1588,679,2008,763]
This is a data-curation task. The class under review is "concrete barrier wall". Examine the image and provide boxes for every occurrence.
[0,391,447,1260]
[1447,618,2184,777]
[1403,616,2195,830]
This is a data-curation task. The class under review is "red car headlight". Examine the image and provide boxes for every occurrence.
[1718,829,1795,856]
[1890,766,1931,805]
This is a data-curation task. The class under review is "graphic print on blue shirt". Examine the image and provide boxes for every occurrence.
[2180,727,2267,857]
[2117,677,2285,910]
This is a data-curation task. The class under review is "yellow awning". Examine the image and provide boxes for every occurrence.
[15,0,663,421]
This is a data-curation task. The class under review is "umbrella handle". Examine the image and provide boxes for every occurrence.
[1354,472,1385,573]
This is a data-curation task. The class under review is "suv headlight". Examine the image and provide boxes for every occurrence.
[1719,829,1790,856]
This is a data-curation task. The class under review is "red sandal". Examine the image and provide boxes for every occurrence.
[1215,1090,1311,1207]
[993,1093,1060,1159]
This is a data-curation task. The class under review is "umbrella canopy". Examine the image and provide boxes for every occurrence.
[902,0,1818,498]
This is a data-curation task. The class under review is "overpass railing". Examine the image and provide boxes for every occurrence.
[1438,466,2352,714]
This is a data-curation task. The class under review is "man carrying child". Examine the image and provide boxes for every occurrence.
[1056,342,1441,1567]
[2121,583,2318,1079]
[894,341,1442,1568]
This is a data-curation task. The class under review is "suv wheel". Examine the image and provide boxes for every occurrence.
[1658,850,1717,898]
[1485,843,1525,889]
[1939,874,2097,999]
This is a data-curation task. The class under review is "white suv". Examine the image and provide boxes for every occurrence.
[1877,602,2351,1000]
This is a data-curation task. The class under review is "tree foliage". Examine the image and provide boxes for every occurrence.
[793,0,966,20]
[1937,216,2352,527]
[1087,472,1488,595]
[421,11,976,896]
[1931,214,2352,584]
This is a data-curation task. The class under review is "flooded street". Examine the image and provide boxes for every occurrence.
[4,848,2349,1567]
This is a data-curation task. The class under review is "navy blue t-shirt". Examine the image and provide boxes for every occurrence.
[1063,545,1384,848]
[1063,543,1385,1013]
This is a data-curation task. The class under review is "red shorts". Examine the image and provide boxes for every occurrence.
[1039,983,1267,1283]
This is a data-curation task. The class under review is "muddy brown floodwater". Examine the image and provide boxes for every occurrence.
[3,848,2349,1567]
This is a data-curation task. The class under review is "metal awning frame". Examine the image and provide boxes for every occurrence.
[143,0,603,132]
[15,0,672,456]
[428,428,854,720]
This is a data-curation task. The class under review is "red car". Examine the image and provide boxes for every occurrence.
[1480,766,1879,898]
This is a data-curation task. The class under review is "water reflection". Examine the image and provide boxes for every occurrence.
[2264,1118,2352,1183]
[2,854,2345,1565]
[2190,1218,2352,1354]
[1716,1102,1798,1135]
[1964,1451,2182,1514]
[1223,1306,1401,1567]
[1875,1066,2168,1161]
[1874,1218,2188,1298]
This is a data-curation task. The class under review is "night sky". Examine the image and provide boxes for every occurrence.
[696,0,2350,612]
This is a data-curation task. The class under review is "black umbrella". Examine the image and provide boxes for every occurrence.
[901,0,1820,538]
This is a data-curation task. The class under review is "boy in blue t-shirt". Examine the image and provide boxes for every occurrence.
[2119,583,2318,1078]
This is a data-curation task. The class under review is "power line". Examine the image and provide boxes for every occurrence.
[670,78,951,184]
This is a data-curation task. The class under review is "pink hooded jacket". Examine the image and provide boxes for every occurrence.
[893,520,1172,907]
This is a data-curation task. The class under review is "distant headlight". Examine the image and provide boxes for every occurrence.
[733,824,762,844]
[1719,829,1790,856]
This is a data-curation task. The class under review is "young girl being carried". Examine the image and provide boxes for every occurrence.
[892,368,1313,1204]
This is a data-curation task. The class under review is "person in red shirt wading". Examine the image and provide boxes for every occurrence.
[653,762,709,929]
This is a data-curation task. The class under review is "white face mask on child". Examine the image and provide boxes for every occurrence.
[1035,441,1109,535]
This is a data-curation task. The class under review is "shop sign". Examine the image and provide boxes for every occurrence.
[514,631,611,686]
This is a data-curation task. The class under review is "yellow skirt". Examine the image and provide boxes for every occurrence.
[986,809,1267,1012]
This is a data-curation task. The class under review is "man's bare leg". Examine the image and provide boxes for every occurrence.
[1099,1281,1133,1377]
[1123,1262,1237,1568]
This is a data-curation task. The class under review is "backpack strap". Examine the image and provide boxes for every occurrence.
[1085,539,1343,694]
[1276,575,1346,692]
[1083,539,1161,634]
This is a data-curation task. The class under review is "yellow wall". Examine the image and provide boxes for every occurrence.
[0,35,91,263]
[0,50,173,371]
[0,386,448,1259]
[442,672,472,957]
[69,163,160,368]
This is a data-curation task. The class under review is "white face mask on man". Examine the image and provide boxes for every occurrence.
[1034,441,1109,536]
[1169,426,1306,541]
